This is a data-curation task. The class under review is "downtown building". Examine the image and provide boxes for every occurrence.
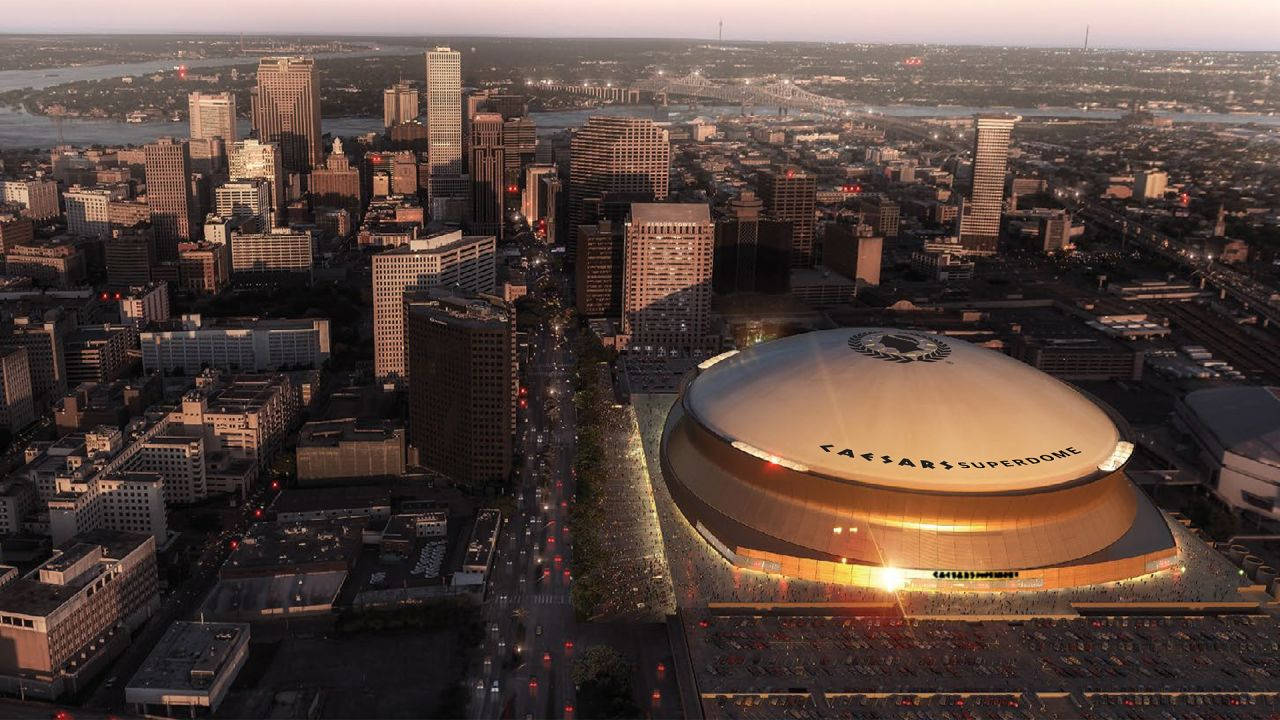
[64,185,127,239]
[383,82,419,128]
[621,203,715,353]
[371,230,496,382]
[575,220,623,318]
[141,315,330,375]
[251,57,322,173]
[958,114,1019,255]
[713,190,792,294]
[144,138,199,259]
[0,347,34,431]
[213,179,272,231]
[0,530,159,699]
[228,139,284,225]
[405,289,515,488]
[469,112,506,239]
[757,167,817,268]
[0,310,72,403]
[310,138,362,216]
[568,116,670,254]
[188,91,237,172]
[229,228,313,285]
[0,179,59,221]
[424,48,464,205]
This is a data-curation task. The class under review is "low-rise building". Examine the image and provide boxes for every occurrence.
[296,418,405,485]
[5,243,87,287]
[141,315,330,375]
[118,282,171,327]
[125,621,250,717]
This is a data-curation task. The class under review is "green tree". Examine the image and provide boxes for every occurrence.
[572,645,639,719]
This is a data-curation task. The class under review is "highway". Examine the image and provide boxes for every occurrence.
[473,243,579,720]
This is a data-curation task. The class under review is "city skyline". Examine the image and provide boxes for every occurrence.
[4,0,1279,51]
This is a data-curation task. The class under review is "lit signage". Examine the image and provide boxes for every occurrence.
[817,444,1085,471]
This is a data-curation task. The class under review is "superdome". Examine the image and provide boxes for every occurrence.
[660,328,1178,591]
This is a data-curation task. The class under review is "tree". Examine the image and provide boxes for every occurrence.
[572,646,639,719]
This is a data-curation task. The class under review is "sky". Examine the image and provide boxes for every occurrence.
[7,0,1280,51]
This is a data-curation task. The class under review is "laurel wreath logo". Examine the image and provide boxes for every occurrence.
[847,331,952,363]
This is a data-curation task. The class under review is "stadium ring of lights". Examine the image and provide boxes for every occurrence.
[660,328,1178,591]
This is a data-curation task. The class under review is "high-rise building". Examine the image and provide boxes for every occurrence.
[575,220,623,318]
[371,231,496,382]
[857,195,900,238]
[0,212,34,254]
[522,164,557,225]
[757,167,817,268]
[822,221,883,288]
[178,239,230,294]
[228,139,285,224]
[64,186,126,239]
[621,203,714,352]
[310,138,362,215]
[144,138,198,259]
[502,116,537,186]
[250,57,322,172]
[424,48,463,204]
[141,316,329,375]
[0,347,34,431]
[0,311,71,402]
[713,190,792,294]
[383,82,418,129]
[405,289,515,487]
[1038,210,1072,253]
[1135,169,1168,200]
[568,116,669,254]
[106,228,155,288]
[469,112,506,240]
[364,150,418,198]
[959,114,1019,254]
[0,179,59,221]
[214,179,272,231]
[188,91,236,171]
[64,325,129,386]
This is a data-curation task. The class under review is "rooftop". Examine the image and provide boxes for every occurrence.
[127,621,249,693]
[629,202,711,225]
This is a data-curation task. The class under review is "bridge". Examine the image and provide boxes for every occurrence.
[629,71,858,116]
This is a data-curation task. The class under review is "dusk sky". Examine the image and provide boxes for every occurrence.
[8,0,1280,50]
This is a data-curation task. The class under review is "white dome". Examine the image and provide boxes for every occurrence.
[685,328,1123,494]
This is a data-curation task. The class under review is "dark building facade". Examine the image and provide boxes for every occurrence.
[575,220,623,317]
[143,139,197,260]
[405,290,515,488]
[757,167,817,268]
[469,112,506,240]
[713,191,791,294]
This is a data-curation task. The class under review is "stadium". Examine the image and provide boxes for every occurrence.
[659,328,1180,591]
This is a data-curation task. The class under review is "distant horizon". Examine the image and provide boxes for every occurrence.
[4,0,1279,52]
[2,31,1279,55]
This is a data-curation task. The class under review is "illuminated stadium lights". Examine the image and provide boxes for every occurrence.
[730,441,809,472]
[1098,441,1136,472]
[878,566,906,592]
[697,349,738,370]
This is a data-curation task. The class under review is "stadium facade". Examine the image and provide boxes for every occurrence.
[659,328,1179,591]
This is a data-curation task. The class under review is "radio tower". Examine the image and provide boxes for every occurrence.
[1083,24,1090,51]
[718,19,723,43]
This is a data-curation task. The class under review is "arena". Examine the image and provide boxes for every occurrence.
[659,328,1180,591]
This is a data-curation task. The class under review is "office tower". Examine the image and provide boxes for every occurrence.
[569,116,670,254]
[822,222,883,287]
[388,120,429,152]
[621,203,714,352]
[424,48,463,204]
[522,164,557,223]
[143,138,198,260]
[383,82,418,129]
[1038,210,1072,253]
[503,116,537,186]
[141,316,329,374]
[1135,169,1168,200]
[107,199,150,229]
[371,231,496,382]
[364,150,418,198]
[188,91,236,171]
[229,228,313,285]
[178,240,230,293]
[4,243,86,287]
[250,57,322,172]
[228,139,284,225]
[64,186,124,239]
[310,138,362,214]
[713,190,792,294]
[106,228,156,288]
[0,212,34,253]
[214,179,272,231]
[118,282,171,327]
[0,347,34,431]
[0,179,60,221]
[959,114,1019,254]
[64,325,129,385]
[405,289,515,487]
[0,310,71,402]
[469,112,506,239]
[575,220,623,317]
[857,195,900,238]
[757,167,817,268]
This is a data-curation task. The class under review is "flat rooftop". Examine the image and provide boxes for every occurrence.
[297,418,402,448]
[127,621,249,693]
[630,202,711,225]
[222,520,363,576]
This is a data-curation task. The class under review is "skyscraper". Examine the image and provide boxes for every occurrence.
[251,57,322,173]
[383,82,419,129]
[213,179,272,231]
[757,167,817,268]
[622,203,714,352]
[228,139,284,225]
[143,138,198,259]
[502,116,537,187]
[371,231,497,382]
[568,116,669,255]
[310,138,362,215]
[469,112,506,240]
[713,191,792,293]
[959,114,1020,255]
[405,289,515,488]
[188,91,237,145]
[188,91,236,173]
[424,48,463,204]
[575,220,623,318]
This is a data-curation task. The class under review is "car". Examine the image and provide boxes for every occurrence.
[536,624,543,636]
[491,680,500,694]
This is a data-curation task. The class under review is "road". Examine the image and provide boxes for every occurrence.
[473,244,580,720]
